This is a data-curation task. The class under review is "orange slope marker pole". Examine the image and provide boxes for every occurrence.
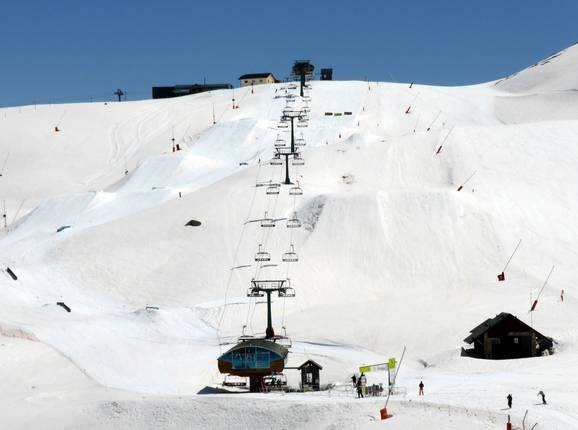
[380,345,406,420]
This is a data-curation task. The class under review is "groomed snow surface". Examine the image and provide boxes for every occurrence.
[1,43,578,429]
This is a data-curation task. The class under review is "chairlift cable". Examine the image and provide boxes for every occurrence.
[10,198,26,225]
[0,152,9,176]
[216,162,262,351]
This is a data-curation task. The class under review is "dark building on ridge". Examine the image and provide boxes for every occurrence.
[152,83,232,99]
[320,68,333,80]
[462,312,553,360]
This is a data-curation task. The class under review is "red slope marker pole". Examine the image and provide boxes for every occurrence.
[427,110,442,131]
[405,93,419,114]
[457,170,477,191]
[530,265,555,312]
[435,126,454,155]
[498,239,522,281]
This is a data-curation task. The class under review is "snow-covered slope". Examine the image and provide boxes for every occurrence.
[1,45,578,429]
[494,42,578,123]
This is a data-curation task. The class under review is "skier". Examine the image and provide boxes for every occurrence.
[359,372,367,396]
[561,289,565,302]
[418,381,424,396]
[351,374,357,388]
[538,390,547,405]
[507,393,513,409]
[356,378,363,398]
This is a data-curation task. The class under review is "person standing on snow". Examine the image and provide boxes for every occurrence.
[359,372,367,396]
[418,381,424,396]
[356,378,364,398]
[538,391,547,405]
[507,393,513,409]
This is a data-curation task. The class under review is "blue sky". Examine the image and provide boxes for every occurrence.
[1,0,576,106]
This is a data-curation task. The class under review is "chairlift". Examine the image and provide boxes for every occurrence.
[292,154,305,166]
[247,287,264,297]
[278,287,296,297]
[264,373,287,389]
[282,244,299,263]
[276,146,293,155]
[261,211,275,228]
[223,375,247,388]
[277,123,289,129]
[289,182,303,196]
[274,136,286,148]
[255,244,271,262]
[270,155,283,166]
[297,122,308,128]
[286,212,301,228]
[266,185,280,195]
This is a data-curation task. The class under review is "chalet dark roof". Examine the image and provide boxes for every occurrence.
[239,73,275,80]
[464,312,551,344]
[298,359,323,370]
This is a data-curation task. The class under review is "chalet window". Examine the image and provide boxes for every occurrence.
[514,337,519,344]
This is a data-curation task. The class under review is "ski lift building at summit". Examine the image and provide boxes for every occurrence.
[239,73,279,87]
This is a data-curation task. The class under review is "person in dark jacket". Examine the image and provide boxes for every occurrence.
[356,378,364,398]
[418,381,424,396]
[507,394,513,409]
[538,391,547,405]
[351,374,357,388]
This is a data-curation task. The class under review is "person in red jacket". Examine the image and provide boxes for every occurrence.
[418,381,424,396]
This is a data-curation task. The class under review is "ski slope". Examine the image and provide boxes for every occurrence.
[1,43,578,429]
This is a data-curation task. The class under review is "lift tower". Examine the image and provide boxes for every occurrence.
[247,280,295,338]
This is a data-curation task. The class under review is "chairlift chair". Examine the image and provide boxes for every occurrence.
[261,211,276,228]
[286,212,301,228]
[270,155,283,166]
[266,185,280,195]
[292,154,305,166]
[289,182,303,196]
[278,287,296,297]
[247,287,265,297]
[274,136,286,148]
[276,146,293,156]
[255,244,271,262]
[282,244,299,262]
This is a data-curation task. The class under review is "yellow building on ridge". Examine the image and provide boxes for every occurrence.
[239,73,278,87]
